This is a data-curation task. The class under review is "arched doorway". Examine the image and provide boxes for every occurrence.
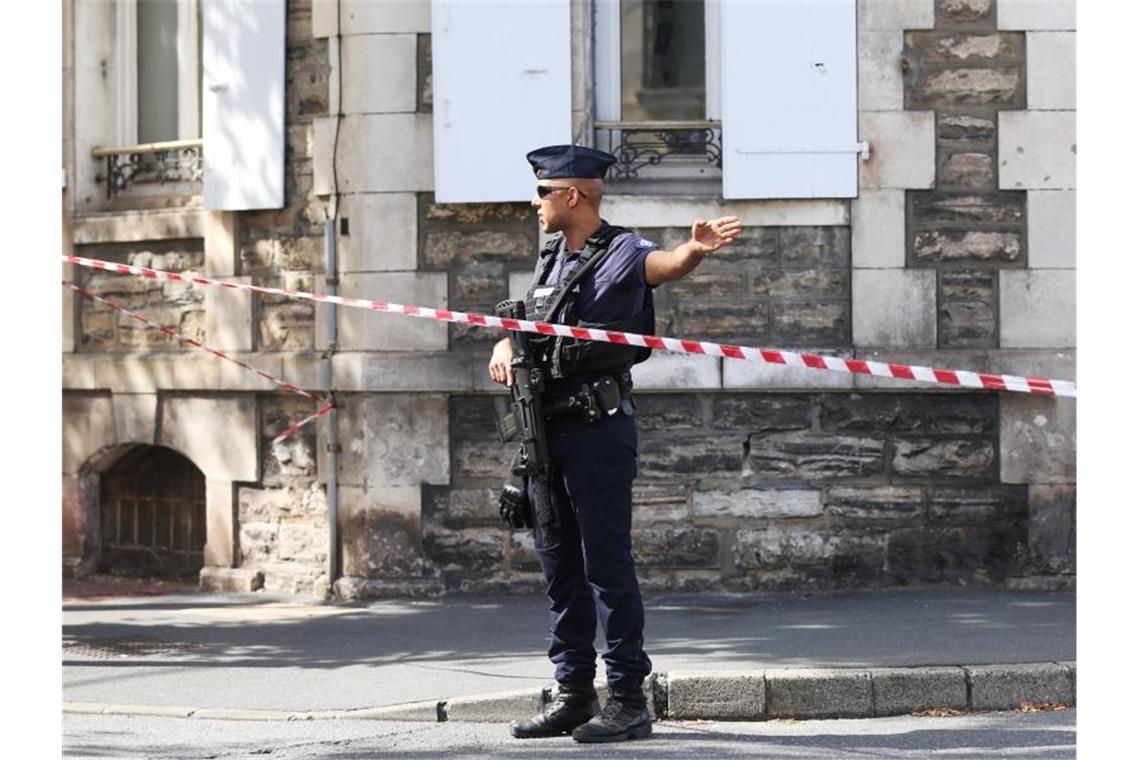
[98,445,206,579]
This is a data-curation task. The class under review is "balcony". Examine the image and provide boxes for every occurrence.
[92,139,203,207]
[594,120,722,195]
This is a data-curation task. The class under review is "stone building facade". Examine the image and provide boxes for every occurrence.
[62,0,1075,597]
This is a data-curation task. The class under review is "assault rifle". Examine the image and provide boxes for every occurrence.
[494,299,558,544]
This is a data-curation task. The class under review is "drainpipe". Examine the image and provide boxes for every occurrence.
[322,219,339,594]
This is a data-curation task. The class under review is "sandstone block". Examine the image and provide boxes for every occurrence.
[693,489,822,519]
[204,478,237,568]
[631,354,720,390]
[1027,32,1075,109]
[722,352,856,390]
[859,111,936,189]
[62,394,116,475]
[632,484,690,526]
[966,663,1073,710]
[199,567,264,593]
[912,192,1023,228]
[423,528,504,573]
[999,270,1075,348]
[112,393,157,445]
[819,393,924,432]
[205,276,254,352]
[1000,394,1076,484]
[337,394,449,486]
[734,527,836,570]
[858,0,934,30]
[667,671,765,720]
[160,396,257,481]
[859,30,904,111]
[203,210,239,276]
[604,198,845,229]
[337,272,448,350]
[852,269,937,348]
[335,114,433,192]
[779,226,851,267]
[339,193,418,272]
[912,67,1022,108]
[311,116,336,196]
[851,349,987,391]
[341,34,416,114]
[988,350,1074,385]
[770,302,850,345]
[872,667,968,716]
[1027,191,1075,268]
[422,229,534,269]
[852,189,905,268]
[998,111,1076,190]
[928,487,1027,524]
[314,0,431,37]
[767,669,874,719]
[997,0,1075,31]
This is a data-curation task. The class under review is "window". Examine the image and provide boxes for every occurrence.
[595,0,722,190]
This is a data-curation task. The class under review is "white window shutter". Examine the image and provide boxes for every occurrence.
[721,0,858,199]
[202,0,285,210]
[431,0,572,203]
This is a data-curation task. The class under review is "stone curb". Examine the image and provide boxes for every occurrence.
[63,661,1075,724]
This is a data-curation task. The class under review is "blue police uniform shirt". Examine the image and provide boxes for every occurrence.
[538,232,658,324]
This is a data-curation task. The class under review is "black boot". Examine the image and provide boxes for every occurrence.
[510,683,600,739]
[571,686,652,743]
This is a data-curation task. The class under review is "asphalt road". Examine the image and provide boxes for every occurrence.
[63,709,1076,759]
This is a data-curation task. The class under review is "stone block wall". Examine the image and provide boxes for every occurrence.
[431,390,1034,593]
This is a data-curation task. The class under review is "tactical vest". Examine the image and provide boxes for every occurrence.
[523,222,656,381]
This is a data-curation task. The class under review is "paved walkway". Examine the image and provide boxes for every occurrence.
[63,587,1074,719]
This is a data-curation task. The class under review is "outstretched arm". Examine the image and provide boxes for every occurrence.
[644,216,743,286]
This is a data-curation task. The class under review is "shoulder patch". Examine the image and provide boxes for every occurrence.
[636,238,656,249]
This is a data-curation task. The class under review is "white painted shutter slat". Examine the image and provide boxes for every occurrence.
[202,0,285,210]
[721,0,857,199]
[431,0,572,203]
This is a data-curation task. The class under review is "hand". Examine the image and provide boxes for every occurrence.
[690,215,742,254]
[488,338,515,386]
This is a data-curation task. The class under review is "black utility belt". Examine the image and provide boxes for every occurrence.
[544,374,633,422]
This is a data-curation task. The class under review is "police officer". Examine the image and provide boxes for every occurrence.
[488,145,741,743]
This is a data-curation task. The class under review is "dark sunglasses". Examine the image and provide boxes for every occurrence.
[536,184,573,199]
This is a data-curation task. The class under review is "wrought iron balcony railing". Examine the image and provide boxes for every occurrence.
[594,120,722,180]
[92,139,203,199]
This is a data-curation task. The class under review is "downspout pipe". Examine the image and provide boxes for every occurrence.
[322,219,339,595]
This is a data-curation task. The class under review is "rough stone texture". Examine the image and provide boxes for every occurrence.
[937,0,993,26]
[852,269,937,348]
[667,672,765,720]
[915,230,1020,263]
[78,245,206,352]
[871,667,969,716]
[939,152,995,189]
[1027,485,1075,573]
[709,396,812,431]
[633,528,720,568]
[749,433,886,481]
[826,487,925,523]
[999,270,1075,347]
[939,270,997,348]
[766,669,874,719]
[892,439,995,478]
[338,485,422,578]
[693,489,822,520]
[63,394,116,475]
[998,111,1076,190]
[966,663,1074,710]
[1001,390,1074,486]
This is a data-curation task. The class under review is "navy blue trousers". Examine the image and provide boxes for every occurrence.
[530,411,652,692]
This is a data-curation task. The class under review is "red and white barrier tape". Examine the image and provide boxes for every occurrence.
[64,281,332,443]
[64,255,1077,399]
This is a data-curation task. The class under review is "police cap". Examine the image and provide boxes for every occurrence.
[526,144,617,180]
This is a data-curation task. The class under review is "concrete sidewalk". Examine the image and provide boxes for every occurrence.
[62,587,1075,722]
